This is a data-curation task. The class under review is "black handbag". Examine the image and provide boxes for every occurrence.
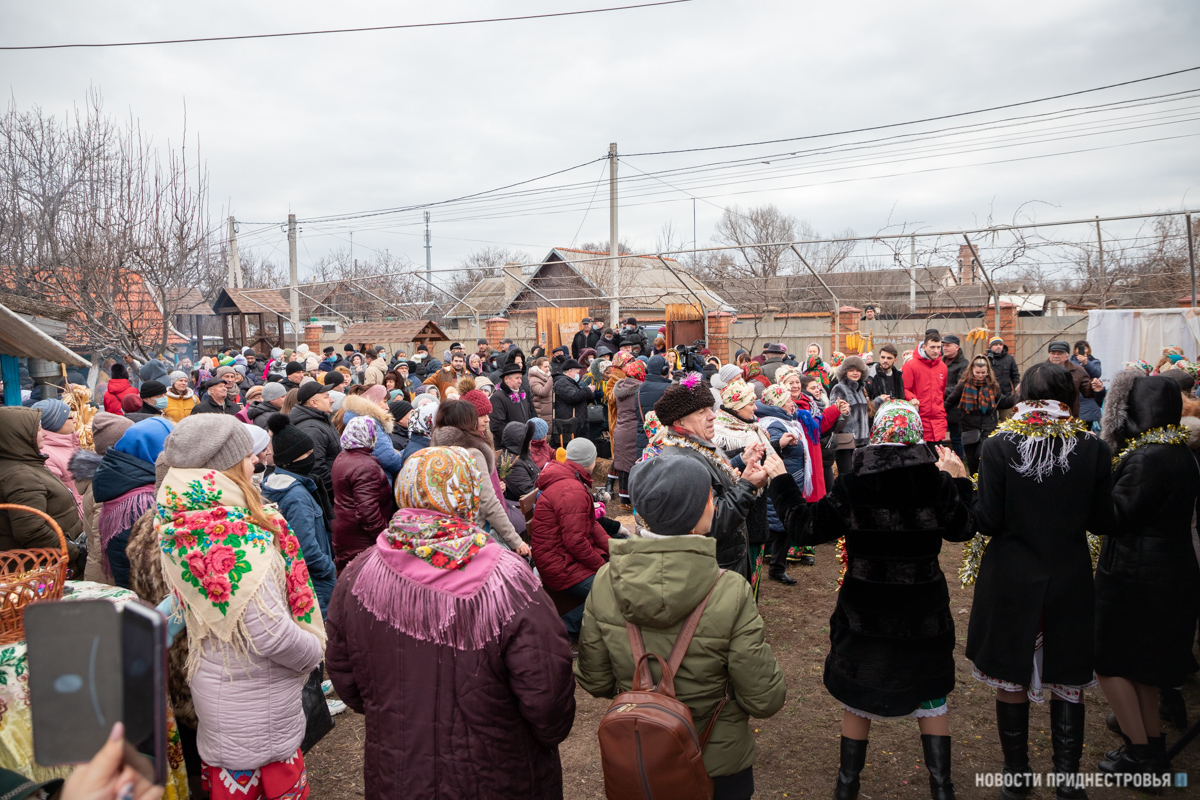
[300,665,334,753]
[588,403,607,425]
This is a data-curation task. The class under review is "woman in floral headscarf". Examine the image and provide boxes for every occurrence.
[804,342,833,389]
[768,401,972,800]
[331,416,397,571]
[325,446,575,800]
[156,414,324,800]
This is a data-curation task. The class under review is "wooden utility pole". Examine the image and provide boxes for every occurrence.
[288,214,299,348]
[608,142,619,326]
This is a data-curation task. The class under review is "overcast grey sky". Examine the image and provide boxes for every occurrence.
[3,0,1198,277]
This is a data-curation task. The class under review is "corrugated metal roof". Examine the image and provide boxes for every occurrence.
[0,303,91,367]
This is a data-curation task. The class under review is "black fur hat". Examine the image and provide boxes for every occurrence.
[654,373,713,427]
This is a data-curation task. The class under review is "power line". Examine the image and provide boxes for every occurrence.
[0,1,691,50]
[622,64,1200,156]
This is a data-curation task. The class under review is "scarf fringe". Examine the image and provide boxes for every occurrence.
[351,548,543,651]
[97,485,156,575]
[1005,431,1080,483]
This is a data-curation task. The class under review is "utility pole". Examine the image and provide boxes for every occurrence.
[424,211,432,285]
[227,216,242,288]
[1188,213,1196,311]
[1096,217,1105,310]
[692,198,697,269]
[608,142,619,325]
[909,236,916,313]
[288,214,299,348]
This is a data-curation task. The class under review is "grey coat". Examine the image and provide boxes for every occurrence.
[612,377,643,473]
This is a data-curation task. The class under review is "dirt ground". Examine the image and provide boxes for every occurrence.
[305,536,1200,799]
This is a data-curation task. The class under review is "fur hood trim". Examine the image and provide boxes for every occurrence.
[68,448,104,482]
[1100,368,1142,452]
[614,377,642,401]
[342,393,395,434]
[836,355,868,382]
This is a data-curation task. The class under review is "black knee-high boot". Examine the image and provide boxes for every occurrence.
[1049,699,1088,800]
[996,700,1033,799]
[920,734,956,800]
[834,736,868,800]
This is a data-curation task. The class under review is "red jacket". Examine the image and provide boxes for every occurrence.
[103,378,139,414]
[331,449,397,571]
[903,350,949,443]
[796,393,842,502]
[530,460,610,591]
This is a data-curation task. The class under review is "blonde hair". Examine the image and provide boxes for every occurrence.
[221,462,280,538]
[280,387,300,416]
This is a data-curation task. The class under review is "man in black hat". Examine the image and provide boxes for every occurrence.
[136,380,167,416]
[552,358,593,447]
[620,317,648,356]
[289,379,340,495]
[319,345,339,373]
[941,334,969,457]
[1047,341,1103,417]
[191,377,242,416]
[285,360,306,388]
[762,342,788,382]
[571,317,592,360]
[476,338,491,359]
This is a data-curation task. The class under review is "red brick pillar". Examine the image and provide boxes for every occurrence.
[485,317,509,351]
[834,306,862,353]
[707,311,734,364]
[304,320,323,352]
[996,301,1017,343]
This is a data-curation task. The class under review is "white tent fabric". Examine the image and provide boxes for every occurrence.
[1086,309,1200,373]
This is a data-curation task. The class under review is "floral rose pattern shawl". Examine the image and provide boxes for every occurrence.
[156,468,325,660]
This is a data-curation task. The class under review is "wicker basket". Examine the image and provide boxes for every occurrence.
[0,504,70,646]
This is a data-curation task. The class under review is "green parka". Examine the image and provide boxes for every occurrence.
[0,407,82,564]
[574,535,786,778]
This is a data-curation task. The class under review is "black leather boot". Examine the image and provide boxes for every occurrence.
[996,700,1033,800]
[1098,741,1158,778]
[1049,699,1088,800]
[834,736,868,800]
[920,734,956,800]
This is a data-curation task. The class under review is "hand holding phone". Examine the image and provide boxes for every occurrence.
[58,722,163,800]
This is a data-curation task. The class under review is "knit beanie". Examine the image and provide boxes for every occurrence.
[214,365,236,379]
[92,412,133,455]
[629,455,712,536]
[31,399,70,432]
[243,423,270,456]
[363,384,388,404]
[139,380,167,399]
[267,414,315,469]
[711,364,743,390]
[286,361,305,376]
[161,414,254,472]
[261,382,287,402]
[168,371,188,386]
[720,380,757,411]
[654,373,714,427]
[323,370,345,389]
[564,437,597,468]
[388,399,413,421]
[121,394,144,414]
[529,417,549,440]
[461,389,493,417]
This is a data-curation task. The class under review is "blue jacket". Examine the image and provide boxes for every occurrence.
[261,468,337,618]
[400,433,430,469]
[756,402,809,532]
[1071,355,1103,422]
[342,409,404,481]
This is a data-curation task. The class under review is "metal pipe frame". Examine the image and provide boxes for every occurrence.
[790,243,840,354]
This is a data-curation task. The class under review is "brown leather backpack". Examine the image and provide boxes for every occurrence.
[597,572,729,800]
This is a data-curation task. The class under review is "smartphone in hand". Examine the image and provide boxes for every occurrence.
[26,599,167,785]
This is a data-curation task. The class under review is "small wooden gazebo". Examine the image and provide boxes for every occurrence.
[211,288,291,354]
[341,319,449,354]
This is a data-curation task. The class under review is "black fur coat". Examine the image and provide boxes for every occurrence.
[775,444,975,716]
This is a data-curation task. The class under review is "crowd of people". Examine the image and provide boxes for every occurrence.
[0,323,1197,800]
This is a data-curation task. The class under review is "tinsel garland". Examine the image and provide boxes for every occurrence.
[993,416,1090,440]
[961,532,1103,588]
[1111,424,1190,468]
[836,537,848,588]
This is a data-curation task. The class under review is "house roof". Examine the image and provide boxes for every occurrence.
[167,288,216,316]
[445,248,727,318]
[0,302,91,367]
[341,319,450,344]
[213,288,291,317]
[703,266,962,314]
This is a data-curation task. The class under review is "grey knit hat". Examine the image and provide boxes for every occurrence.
[161,414,254,472]
[564,437,597,468]
[168,371,188,385]
[31,399,70,432]
[260,382,288,402]
[630,455,713,536]
[710,364,743,390]
[92,412,134,455]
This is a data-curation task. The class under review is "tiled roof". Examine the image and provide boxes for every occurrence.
[342,319,450,344]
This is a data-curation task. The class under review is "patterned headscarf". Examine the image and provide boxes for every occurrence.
[760,383,791,408]
[830,351,846,368]
[408,402,438,437]
[389,446,490,570]
[775,365,801,386]
[340,415,379,450]
[643,410,666,447]
[1123,359,1153,375]
[623,359,646,382]
[720,380,757,411]
[870,400,924,445]
[743,361,763,381]
[1164,345,1185,358]
[611,351,635,371]
[1176,359,1200,379]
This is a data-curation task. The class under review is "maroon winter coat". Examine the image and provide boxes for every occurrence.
[325,550,576,800]
[611,377,643,473]
[331,449,397,570]
[530,460,610,592]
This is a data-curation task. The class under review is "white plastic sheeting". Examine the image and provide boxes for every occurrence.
[1086,308,1200,372]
